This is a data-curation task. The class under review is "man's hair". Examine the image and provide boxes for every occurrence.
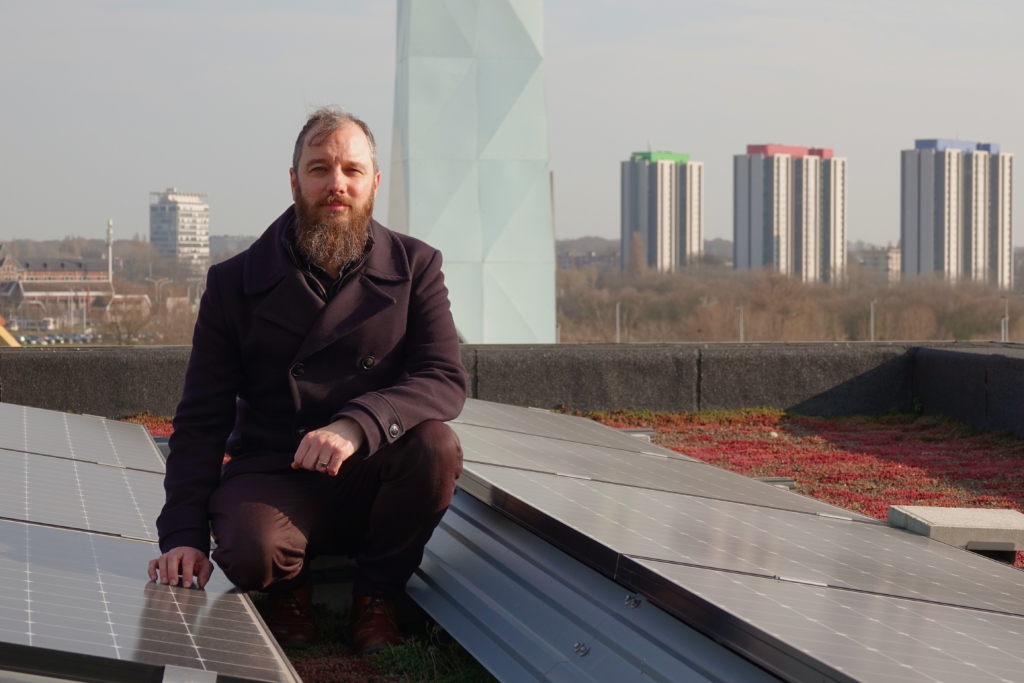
[292,106,378,174]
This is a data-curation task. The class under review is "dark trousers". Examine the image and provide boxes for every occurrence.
[208,420,462,598]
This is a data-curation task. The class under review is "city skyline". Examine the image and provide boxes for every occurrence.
[3,2,1024,249]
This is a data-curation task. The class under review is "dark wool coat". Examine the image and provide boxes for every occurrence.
[156,207,468,554]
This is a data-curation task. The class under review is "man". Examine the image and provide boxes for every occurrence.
[148,106,467,654]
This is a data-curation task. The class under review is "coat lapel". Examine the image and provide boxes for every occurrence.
[293,274,395,362]
[244,206,325,338]
[254,269,324,338]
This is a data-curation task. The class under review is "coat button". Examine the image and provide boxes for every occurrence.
[291,363,304,377]
[360,355,376,370]
[296,427,307,440]
[389,424,400,438]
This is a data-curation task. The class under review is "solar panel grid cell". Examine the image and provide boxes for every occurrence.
[103,419,166,471]
[453,422,877,521]
[0,449,162,540]
[461,464,1024,618]
[0,520,295,682]
[0,404,164,474]
[453,399,693,460]
[0,406,28,453]
[622,558,1024,683]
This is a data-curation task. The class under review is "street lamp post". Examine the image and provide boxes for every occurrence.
[615,302,621,344]
[156,279,171,303]
[870,300,877,342]
[736,305,744,343]
[186,277,203,306]
[145,277,171,305]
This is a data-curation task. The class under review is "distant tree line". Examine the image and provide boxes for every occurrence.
[557,260,1024,343]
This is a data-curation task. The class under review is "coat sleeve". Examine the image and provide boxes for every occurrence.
[156,265,242,555]
[334,248,467,455]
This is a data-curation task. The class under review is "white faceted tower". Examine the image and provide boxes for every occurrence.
[389,0,556,343]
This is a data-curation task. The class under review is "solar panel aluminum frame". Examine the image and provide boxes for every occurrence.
[0,627,299,683]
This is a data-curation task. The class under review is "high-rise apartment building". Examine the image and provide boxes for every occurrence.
[621,152,704,272]
[733,145,846,284]
[150,188,211,273]
[901,140,1013,289]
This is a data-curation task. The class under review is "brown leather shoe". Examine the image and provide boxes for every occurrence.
[351,595,403,655]
[264,582,317,648]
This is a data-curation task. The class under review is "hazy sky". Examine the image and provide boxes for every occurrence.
[3,0,1023,246]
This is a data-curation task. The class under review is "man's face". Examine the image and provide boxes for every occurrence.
[289,123,381,275]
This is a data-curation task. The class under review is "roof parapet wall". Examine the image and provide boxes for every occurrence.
[1,343,1021,439]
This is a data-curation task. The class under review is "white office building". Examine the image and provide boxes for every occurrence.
[621,152,704,272]
[150,188,211,273]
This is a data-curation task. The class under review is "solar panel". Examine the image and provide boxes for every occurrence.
[453,422,877,520]
[0,403,164,473]
[619,557,1024,683]
[0,518,297,682]
[453,398,693,460]
[411,491,782,683]
[102,419,167,471]
[460,463,1024,618]
[0,448,162,540]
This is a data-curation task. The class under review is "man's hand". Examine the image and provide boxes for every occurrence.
[292,417,365,476]
[148,546,214,589]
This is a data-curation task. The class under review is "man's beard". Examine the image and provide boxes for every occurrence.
[293,185,373,275]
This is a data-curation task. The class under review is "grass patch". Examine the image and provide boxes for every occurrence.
[371,623,496,683]
[250,596,496,683]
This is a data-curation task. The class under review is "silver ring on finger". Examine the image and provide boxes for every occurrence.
[317,460,328,470]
